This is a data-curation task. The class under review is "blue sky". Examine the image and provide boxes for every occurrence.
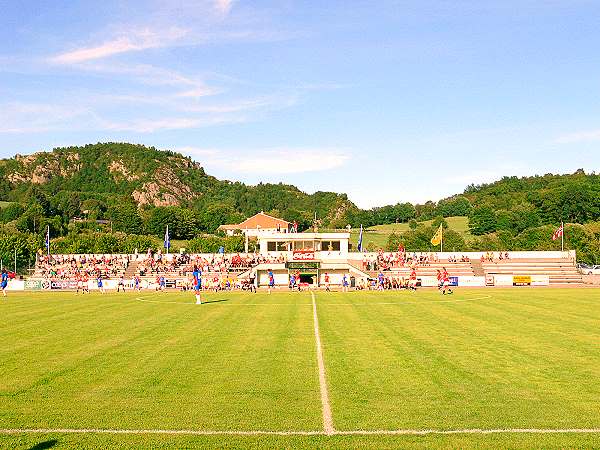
[1,0,600,207]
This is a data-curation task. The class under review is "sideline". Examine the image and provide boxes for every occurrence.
[1,428,599,436]
[135,297,310,306]
[132,294,493,307]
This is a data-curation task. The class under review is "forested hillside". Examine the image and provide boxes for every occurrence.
[0,143,357,237]
[0,143,599,267]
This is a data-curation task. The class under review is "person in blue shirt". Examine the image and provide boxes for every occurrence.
[268,269,275,294]
[192,266,202,304]
[378,272,385,291]
[289,274,296,290]
[159,276,166,291]
[1,269,9,297]
[342,274,349,292]
[97,275,105,294]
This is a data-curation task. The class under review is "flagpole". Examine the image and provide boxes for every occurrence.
[561,221,564,253]
[165,225,169,255]
[440,226,443,253]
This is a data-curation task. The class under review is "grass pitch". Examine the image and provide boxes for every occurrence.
[1,288,599,449]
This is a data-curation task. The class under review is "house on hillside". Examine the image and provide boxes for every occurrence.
[218,212,291,237]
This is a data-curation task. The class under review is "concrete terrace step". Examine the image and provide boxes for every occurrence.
[123,261,138,278]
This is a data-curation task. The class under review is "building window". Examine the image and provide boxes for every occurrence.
[294,240,315,251]
[323,240,341,251]
[268,241,288,251]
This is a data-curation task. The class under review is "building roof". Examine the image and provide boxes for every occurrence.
[218,212,290,231]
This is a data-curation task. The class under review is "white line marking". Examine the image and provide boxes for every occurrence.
[337,428,600,436]
[1,428,599,436]
[311,291,334,435]
[135,297,310,306]
[0,428,321,436]
[134,294,492,307]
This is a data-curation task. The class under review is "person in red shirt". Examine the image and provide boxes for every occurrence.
[436,269,443,292]
[75,273,83,295]
[82,274,89,294]
[324,272,330,292]
[409,269,417,292]
[442,267,453,295]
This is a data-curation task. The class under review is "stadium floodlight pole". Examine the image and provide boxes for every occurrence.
[561,221,564,253]
[46,225,50,256]
[441,225,443,253]
[14,247,17,274]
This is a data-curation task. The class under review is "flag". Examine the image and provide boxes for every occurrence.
[357,225,364,252]
[431,224,443,246]
[45,225,50,255]
[164,225,170,250]
[552,223,564,241]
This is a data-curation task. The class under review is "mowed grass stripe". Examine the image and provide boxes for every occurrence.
[0,291,322,431]
[405,296,600,425]
[0,295,168,390]
[317,289,600,431]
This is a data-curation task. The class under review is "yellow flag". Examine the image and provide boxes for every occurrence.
[431,224,443,246]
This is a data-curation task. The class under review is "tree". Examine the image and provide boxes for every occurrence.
[15,203,45,234]
[80,199,106,220]
[145,206,201,239]
[0,231,41,273]
[437,196,472,217]
[386,232,402,251]
[431,216,448,229]
[415,201,436,220]
[108,203,143,234]
[0,203,25,223]
[197,203,241,234]
[393,202,416,222]
[468,206,497,235]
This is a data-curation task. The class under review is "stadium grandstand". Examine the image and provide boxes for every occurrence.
[21,230,582,291]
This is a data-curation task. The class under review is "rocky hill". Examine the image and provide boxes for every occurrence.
[0,142,358,228]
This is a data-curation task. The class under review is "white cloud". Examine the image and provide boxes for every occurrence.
[176,146,351,174]
[49,27,189,64]
[103,115,248,133]
[0,102,96,134]
[213,0,235,16]
[554,129,600,144]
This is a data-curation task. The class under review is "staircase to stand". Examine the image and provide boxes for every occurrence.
[470,259,485,276]
[124,261,138,278]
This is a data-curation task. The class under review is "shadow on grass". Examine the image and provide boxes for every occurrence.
[203,299,229,304]
[28,440,58,450]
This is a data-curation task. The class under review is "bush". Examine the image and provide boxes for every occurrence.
[0,203,25,223]
[0,231,42,272]
[187,235,245,253]
[51,232,161,254]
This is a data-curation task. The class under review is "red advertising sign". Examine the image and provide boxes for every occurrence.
[293,250,315,261]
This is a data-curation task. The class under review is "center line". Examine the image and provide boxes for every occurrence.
[311,291,334,435]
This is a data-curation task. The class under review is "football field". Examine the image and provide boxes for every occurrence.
[1,288,599,449]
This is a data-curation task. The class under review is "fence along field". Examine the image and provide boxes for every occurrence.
[1,287,600,448]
